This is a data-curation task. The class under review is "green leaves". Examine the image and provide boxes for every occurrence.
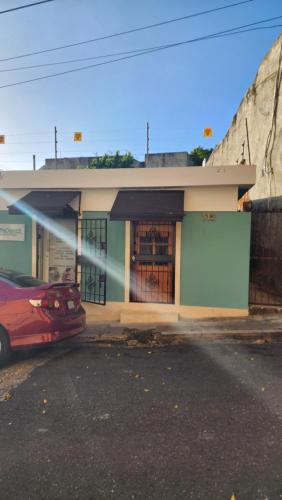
[190,146,213,166]
[89,150,134,169]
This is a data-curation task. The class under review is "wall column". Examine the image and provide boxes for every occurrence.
[174,221,182,306]
[124,221,131,303]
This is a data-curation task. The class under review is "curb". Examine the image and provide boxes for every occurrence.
[73,330,282,346]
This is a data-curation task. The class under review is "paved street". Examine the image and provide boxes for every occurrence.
[0,341,282,500]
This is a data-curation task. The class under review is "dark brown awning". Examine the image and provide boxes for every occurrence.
[110,190,184,221]
[8,191,80,218]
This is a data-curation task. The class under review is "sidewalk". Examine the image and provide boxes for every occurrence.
[77,314,282,345]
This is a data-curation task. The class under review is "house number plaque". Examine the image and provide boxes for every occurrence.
[202,213,216,222]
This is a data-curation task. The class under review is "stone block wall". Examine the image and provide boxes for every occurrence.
[207,33,282,201]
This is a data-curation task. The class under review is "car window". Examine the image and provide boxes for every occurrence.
[0,272,45,288]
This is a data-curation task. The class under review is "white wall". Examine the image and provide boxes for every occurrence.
[0,165,255,190]
[184,186,238,211]
[79,189,118,212]
[0,189,30,210]
[0,186,239,213]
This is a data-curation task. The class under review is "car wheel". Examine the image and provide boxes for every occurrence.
[0,328,11,367]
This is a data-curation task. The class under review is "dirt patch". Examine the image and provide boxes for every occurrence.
[84,328,188,348]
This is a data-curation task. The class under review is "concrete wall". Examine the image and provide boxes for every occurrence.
[0,211,32,274]
[180,212,251,309]
[79,186,238,212]
[145,152,194,167]
[0,190,30,210]
[0,186,240,214]
[42,157,141,170]
[184,186,238,211]
[44,157,92,169]
[207,33,282,201]
[43,152,193,170]
[0,165,255,190]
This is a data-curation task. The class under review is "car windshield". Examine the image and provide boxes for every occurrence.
[0,270,46,288]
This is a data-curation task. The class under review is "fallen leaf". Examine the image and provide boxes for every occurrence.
[135,374,140,378]
[117,353,121,357]
[147,351,152,355]
[144,389,150,393]
[42,410,46,415]
[261,387,265,392]
[43,399,48,405]
[174,405,179,409]
[4,392,12,401]
[167,367,172,371]
[230,495,236,500]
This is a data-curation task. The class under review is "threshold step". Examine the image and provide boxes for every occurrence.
[120,311,179,324]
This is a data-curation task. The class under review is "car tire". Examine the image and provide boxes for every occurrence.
[0,328,11,367]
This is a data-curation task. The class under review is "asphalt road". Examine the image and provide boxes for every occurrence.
[0,341,282,500]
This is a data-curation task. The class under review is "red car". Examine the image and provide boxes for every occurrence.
[0,269,86,365]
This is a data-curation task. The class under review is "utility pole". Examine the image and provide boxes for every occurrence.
[146,122,150,155]
[32,154,36,171]
[54,126,58,168]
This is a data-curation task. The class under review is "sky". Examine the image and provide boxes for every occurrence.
[0,0,280,170]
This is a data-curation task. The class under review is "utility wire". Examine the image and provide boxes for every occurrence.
[0,48,149,72]
[0,23,281,73]
[0,17,281,89]
[0,0,55,15]
[0,0,255,62]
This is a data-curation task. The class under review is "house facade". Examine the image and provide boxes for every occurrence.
[0,164,255,322]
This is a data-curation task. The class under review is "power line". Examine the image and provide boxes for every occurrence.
[0,48,157,72]
[0,23,281,73]
[0,17,281,89]
[0,0,255,62]
[0,0,55,15]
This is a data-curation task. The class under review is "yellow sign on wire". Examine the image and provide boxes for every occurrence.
[203,127,213,137]
[73,132,83,142]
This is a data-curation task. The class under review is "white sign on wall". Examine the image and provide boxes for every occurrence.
[0,224,25,241]
[48,219,76,283]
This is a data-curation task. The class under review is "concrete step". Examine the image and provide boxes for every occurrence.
[120,310,179,324]
[250,304,282,315]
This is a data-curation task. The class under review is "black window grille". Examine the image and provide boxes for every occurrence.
[78,218,107,305]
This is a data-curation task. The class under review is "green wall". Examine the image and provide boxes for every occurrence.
[83,211,125,302]
[0,211,32,275]
[180,212,251,309]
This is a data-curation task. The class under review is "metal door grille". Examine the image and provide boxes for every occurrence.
[130,221,175,304]
[249,212,282,306]
[78,218,107,305]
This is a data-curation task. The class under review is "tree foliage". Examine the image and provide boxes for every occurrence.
[89,151,134,169]
[190,146,213,166]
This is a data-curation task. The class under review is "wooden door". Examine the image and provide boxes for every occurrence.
[130,221,175,304]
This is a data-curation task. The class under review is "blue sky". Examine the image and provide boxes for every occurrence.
[0,0,281,169]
